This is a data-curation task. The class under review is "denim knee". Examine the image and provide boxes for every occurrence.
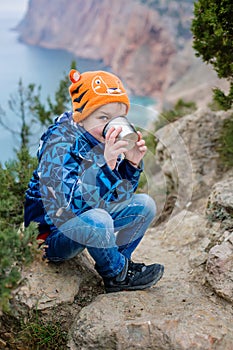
[134,193,157,220]
[54,208,116,249]
[79,208,116,249]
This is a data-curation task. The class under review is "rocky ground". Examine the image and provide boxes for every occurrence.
[1,107,233,349]
[68,206,233,350]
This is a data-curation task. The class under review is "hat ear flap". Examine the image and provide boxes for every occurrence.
[69,69,81,83]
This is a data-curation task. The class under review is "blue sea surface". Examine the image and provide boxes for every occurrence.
[0,1,158,164]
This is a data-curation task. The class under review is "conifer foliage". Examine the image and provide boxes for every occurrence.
[191,0,233,109]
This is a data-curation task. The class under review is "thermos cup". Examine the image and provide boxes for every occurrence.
[102,116,138,151]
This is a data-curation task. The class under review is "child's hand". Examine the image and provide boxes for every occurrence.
[104,126,129,170]
[124,131,147,167]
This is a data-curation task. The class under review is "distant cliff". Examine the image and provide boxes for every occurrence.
[17,0,227,108]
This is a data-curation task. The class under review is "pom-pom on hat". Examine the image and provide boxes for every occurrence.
[69,69,130,123]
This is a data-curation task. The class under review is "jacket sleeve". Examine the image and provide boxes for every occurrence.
[65,151,143,215]
[117,158,143,193]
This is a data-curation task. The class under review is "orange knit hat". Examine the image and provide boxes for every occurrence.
[69,69,130,122]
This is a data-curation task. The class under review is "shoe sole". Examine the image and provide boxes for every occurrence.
[105,265,164,293]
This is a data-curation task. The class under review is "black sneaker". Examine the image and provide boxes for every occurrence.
[103,258,164,293]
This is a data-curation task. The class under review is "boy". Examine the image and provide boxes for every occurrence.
[24,69,164,293]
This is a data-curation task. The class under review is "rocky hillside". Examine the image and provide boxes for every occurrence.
[1,107,233,349]
[16,0,228,109]
[136,0,194,46]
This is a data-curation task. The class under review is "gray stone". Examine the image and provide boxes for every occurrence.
[206,240,233,303]
[155,108,233,216]
[204,173,233,303]
[206,172,233,228]
[69,286,233,350]
[11,251,102,324]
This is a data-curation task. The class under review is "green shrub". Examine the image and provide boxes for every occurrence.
[192,0,233,110]
[17,314,68,350]
[0,147,39,311]
[0,223,39,311]
[212,86,233,111]
[0,148,37,227]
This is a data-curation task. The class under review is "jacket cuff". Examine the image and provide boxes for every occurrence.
[125,159,144,173]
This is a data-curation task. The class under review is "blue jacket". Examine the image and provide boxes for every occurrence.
[24,112,143,233]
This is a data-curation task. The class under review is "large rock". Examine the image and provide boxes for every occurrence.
[10,251,102,326]
[206,236,233,303]
[68,291,233,350]
[205,172,233,303]
[206,172,233,228]
[155,108,233,216]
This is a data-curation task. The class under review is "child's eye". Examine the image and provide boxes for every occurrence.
[100,116,108,121]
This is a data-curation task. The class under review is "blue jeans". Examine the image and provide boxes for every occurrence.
[44,194,156,278]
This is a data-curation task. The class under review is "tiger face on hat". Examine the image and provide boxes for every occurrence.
[69,69,130,123]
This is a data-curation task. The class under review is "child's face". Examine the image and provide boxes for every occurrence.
[79,103,127,143]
